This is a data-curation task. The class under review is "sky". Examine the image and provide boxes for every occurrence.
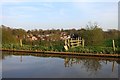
[1,0,119,31]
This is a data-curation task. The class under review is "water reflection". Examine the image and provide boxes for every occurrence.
[2,51,119,78]
[0,51,2,79]
[82,59,101,76]
[0,51,2,60]
[64,57,118,76]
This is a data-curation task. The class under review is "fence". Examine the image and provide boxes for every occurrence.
[64,37,85,51]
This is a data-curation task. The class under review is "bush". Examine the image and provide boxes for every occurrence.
[67,46,116,54]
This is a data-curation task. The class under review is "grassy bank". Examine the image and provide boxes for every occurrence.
[68,46,120,54]
[2,41,120,54]
[2,41,65,52]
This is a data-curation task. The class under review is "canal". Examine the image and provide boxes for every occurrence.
[2,51,120,78]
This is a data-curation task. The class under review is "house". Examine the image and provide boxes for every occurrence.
[31,36,38,41]
[60,32,70,40]
[26,34,38,41]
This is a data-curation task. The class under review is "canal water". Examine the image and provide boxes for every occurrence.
[2,52,119,78]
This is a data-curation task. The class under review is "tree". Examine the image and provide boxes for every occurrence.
[84,22,104,46]
[12,28,27,46]
[2,26,17,44]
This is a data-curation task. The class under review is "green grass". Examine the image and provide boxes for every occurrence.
[2,40,120,54]
[67,46,118,54]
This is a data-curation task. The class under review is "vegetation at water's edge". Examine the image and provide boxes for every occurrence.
[2,43,120,54]
[1,22,120,54]
[2,40,65,52]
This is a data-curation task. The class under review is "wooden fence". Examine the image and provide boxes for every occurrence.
[64,37,85,51]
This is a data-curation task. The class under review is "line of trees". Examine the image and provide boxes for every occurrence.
[1,23,120,52]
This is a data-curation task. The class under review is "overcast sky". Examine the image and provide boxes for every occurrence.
[1,0,119,31]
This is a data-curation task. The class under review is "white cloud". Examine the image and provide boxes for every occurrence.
[2,0,30,3]
[0,2,2,25]
[59,9,65,16]
[41,3,54,8]
[71,2,118,30]
[2,5,40,18]
[10,6,39,12]
[2,0,119,3]
[1,1,118,30]
[71,0,119,2]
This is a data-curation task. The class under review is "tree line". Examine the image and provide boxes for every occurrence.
[1,23,120,47]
